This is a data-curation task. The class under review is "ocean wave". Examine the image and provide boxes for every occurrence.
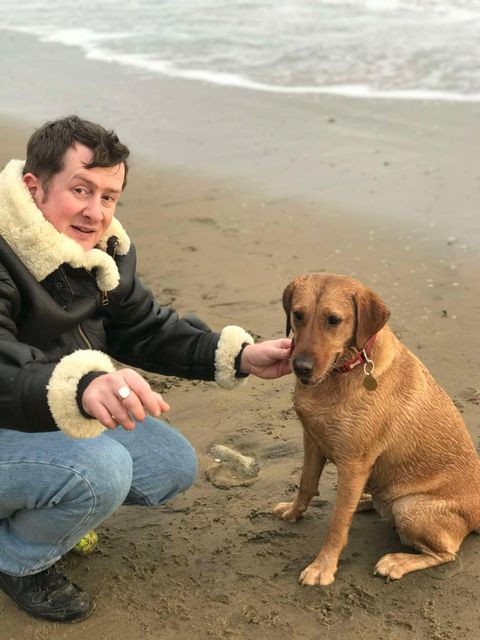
[1,0,480,104]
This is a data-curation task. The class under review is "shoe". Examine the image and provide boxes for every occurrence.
[0,564,94,622]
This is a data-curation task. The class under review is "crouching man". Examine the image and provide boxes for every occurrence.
[0,115,291,622]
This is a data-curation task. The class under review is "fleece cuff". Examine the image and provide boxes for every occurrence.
[47,350,116,439]
[214,325,254,390]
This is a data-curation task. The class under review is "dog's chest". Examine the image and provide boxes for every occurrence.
[294,397,355,461]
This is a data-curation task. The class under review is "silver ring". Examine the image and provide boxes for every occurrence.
[118,385,131,400]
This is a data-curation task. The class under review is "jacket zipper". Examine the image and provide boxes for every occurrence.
[78,323,93,349]
[100,238,120,306]
[111,239,119,259]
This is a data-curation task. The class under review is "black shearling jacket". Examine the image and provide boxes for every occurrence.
[0,160,252,438]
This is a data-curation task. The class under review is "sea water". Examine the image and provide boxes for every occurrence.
[0,0,479,101]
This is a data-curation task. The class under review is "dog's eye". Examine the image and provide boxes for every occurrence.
[327,315,342,326]
[293,310,303,322]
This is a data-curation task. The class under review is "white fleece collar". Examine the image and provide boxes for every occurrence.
[0,159,131,291]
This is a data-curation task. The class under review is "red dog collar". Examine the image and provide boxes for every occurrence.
[338,334,376,373]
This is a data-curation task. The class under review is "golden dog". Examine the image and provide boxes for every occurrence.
[273,273,480,585]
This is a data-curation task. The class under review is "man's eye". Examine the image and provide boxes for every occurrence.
[73,187,87,195]
[327,315,342,326]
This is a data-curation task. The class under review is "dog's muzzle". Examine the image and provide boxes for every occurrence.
[293,354,315,385]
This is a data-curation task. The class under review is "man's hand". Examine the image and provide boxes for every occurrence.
[82,369,170,431]
[240,338,292,379]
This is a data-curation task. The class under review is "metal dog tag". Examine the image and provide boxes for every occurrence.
[362,354,377,392]
[363,373,378,391]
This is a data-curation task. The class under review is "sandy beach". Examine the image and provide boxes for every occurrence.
[1,29,480,640]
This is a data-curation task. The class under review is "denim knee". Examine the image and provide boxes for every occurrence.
[137,435,197,506]
[170,436,198,495]
[116,419,198,507]
[79,437,133,518]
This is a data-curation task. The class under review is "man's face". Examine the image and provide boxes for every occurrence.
[23,143,125,251]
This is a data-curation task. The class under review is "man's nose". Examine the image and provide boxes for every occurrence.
[84,196,103,221]
[293,354,314,379]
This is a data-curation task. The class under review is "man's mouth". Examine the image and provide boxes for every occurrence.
[71,225,96,235]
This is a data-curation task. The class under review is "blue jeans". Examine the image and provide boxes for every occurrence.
[0,417,198,576]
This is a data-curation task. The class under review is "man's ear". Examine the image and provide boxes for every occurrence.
[282,281,295,336]
[23,173,40,201]
[354,287,390,350]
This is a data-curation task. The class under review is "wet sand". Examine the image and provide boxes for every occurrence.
[1,29,480,640]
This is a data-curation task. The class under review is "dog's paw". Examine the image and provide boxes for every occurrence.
[356,493,374,512]
[374,553,408,581]
[272,501,301,522]
[299,561,336,587]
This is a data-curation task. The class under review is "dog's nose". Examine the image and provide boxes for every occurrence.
[293,355,314,379]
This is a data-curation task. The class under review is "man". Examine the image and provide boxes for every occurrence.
[0,115,291,623]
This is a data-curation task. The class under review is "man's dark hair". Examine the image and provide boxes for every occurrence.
[23,115,130,192]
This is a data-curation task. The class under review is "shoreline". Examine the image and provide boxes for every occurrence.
[1,31,479,239]
[2,21,480,104]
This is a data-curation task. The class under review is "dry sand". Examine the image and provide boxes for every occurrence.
[1,30,480,640]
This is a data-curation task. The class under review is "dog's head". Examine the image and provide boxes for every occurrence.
[283,273,390,385]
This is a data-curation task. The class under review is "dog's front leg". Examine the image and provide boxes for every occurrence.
[273,430,326,522]
[299,463,370,586]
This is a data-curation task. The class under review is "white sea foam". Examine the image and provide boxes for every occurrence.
[1,0,479,102]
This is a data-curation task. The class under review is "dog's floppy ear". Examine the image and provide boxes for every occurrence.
[282,281,296,336]
[354,287,390,350]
